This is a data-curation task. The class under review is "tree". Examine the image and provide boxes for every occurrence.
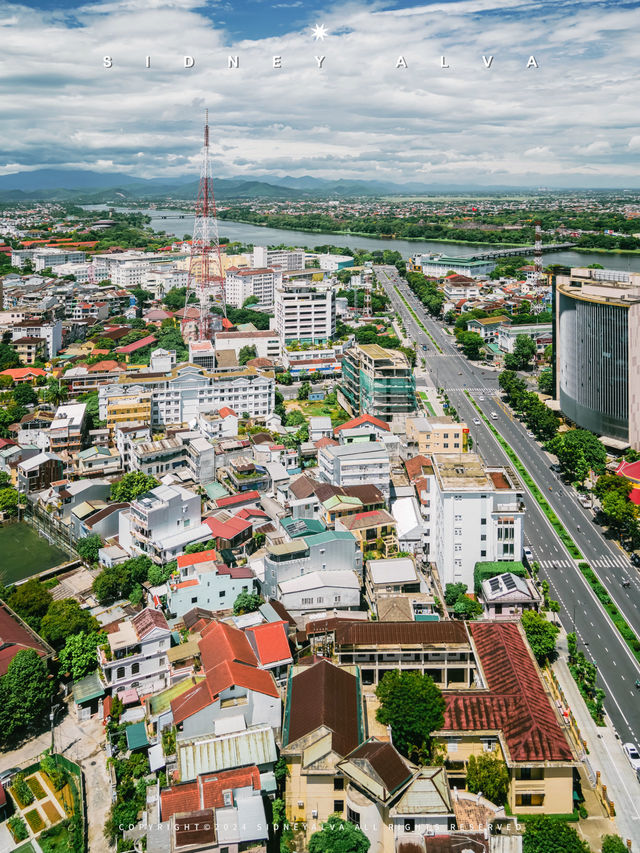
[59,631,106,680]
[233,591,263,615]
[110,471,159,502]
[0,487,20,517]
[0,342,20,371]
[538,368,553,396]
[548,429,606,484]
[45,379,68,407]
[8,579,53,629]
[510,334,537,370]
[376,670,445,760]
[40,598,99,649]
[238,345,257,365]
[12,383,37,406]
[444,583,467,607]
[308,814,370,853]
[285,409,306,427]
[297,381,311,401]
[453,595,483,620]
[0,649,53,744]
[466,751,510,806]
[458,331,484,360]
[601,490,638,542]
[76,533,102,564]
[521,610,559,665]
[522,816,590,853]
[148,563,173,586]
[601,835,628,853]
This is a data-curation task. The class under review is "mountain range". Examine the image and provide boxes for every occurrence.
[0,168,542,203]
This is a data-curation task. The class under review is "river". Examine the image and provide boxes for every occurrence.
[84,205,640,272]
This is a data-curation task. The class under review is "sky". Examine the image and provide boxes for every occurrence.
[1,0,640,188]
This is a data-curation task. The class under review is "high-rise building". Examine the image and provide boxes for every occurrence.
[338,343,417,421]
[273,280,335,345]
[555,267,640,448]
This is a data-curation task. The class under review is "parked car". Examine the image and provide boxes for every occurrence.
[527,431,535,438]
[623,743,640,772]
[523,546,534,564]
[0,767,20,784]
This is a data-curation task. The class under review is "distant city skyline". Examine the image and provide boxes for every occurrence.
[2,0,640,188]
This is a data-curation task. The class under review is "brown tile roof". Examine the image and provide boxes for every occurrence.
[488,471,511,490]
[442,622,573,763]
[331,621,469,647]
[343,738,412,795]
[288,474,319,500]
[286,659,361,756]
[405,455,434,482]
[132,607,170,639]
[161,766,261,821]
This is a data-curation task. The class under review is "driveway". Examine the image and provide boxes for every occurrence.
[0,701,112,851]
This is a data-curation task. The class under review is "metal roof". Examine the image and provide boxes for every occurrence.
[72,671,104,705]
[178,726,277,781]
[126,721,150,751]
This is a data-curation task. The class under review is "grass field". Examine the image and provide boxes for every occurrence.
[285,397,350,427]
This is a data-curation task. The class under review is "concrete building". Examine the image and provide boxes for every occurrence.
[338,344,417,421]
[406,416,468,454]
[253,246,305,271]
[33,248,86,270]
[498,323,552,358]
[214,330,281,361]
[224,267,281,309]
[466,315,511,343]
[119,484,212,564]
[317,441,391,500]
[17,451,64,492]
[428,453,525,589]
[105,390,153,432]
[555,268,640,447]
[411,253,495,278]
[277,570,361,614]
[99,608,172,695]
[167,549,257,620]
[479,569,542,619]
[274,280,336,345]
[48,403,87,455]
[11,318,62,357]
[99,364,274,428]
[188,340,216,370]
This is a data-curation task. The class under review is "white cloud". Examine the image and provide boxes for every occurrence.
[0,0,636,186]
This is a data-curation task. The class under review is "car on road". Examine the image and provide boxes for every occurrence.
[523,546,533,564]
[422,344,428,350]
[527,431,535,438]
[631,553,640,568]
[473,418,481,425]
[478,396,485,401]
[623,743,640,772]
[490,412,498,420]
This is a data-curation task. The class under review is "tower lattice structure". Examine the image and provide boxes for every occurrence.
[183,109,226,340]
[534,220,544,289]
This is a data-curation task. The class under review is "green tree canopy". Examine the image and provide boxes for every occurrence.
[0,487,20,517]
[465,751,510,805]
[40,598,100,649]
[521,610,559,665]
[538,367,554,396]
[522,816,590,853]
[506,334,537,371]
[12,383,38,406]
[375,670,445,760]
[233,591,263,615]
[238,345,257,365]
[453,595,483,620]
[59,631,106,680]
[110,471,159,502]
[601,835,628,853]
[8,579,53,630]
[76,533,102,564]
[0,649,53,745]
[444,583,467,606]
[458,330,484,360]
[548,429,606,484]
[308,814,370,853]
[297,381,311,401]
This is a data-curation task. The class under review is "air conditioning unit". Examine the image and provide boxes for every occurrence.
[312,810,318,819]
[297,801,304,809]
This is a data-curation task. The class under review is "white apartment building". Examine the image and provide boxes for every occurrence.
[30,248,86,270]
[497,323,552,356]
[91,251,188,283]
[224,267,282,309]
[50,261,92,283]
[11,318,62,357]
[316,253,354,272]
[145,267,188,298]
[119,483,212,564]
[214,329,281,361]
[317,441,391,499]
[442,281,482,301]
[426,453,525,590]
[253,246,305,270]
[99,364,274,428]
[99,607,172,695]
[273,280,336,344]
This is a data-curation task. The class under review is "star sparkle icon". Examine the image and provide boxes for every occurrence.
[311,23,329,41]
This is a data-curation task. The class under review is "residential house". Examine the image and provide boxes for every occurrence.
[479,571,542,619]
[336,509,398,558]
[167,549,257,620]
[17,451,63,492]
[99,608,172,695]
[281,659,364,833]
[364,556,425,607]
[76,445,122,478]
[48,403,87,455]
[277,570,361,615]
[406,416,469,455]
[318,442,391,500]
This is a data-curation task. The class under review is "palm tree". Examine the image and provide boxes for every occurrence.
[45,379,68,407]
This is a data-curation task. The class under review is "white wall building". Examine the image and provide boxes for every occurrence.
[99,608,172,695]
[33,248,86,270]
[252,246,305,271]
[317,441,391,499]
[427,453,525,590]
[224,267,282,309]
[214,330,281,361]
[273,281,336,344]
[11,318,62,357]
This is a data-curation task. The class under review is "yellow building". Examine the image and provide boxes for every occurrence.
[436,621,577,815]
[281,659,365,836]
[335,509,398,558]
[406,415,468,454]
[106,391,153,431]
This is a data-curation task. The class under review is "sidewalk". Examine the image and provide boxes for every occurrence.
[552,632,640,850]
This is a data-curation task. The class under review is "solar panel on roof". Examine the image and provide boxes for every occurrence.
[504,576,517,590]
[489,578,500,592]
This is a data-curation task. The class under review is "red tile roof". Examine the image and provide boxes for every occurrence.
[199,621,258,670]
[315,437,339,448]
[334,414,390,434]
[442,622,573,763]
[245,620,291,666]
[0,367,46,380]
[218,407,237,418]
[204,515,252,540]
[177,549,219,568]
[132,607,170,639]
[173,579,199,589]
[116,334,157,354]
[160,766,261,821]
[215,491,260,509]
[0,602,52,677]
[405,455,434,482]
[206,659,279,700]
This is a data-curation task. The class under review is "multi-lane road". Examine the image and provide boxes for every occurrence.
[375,265,640,751]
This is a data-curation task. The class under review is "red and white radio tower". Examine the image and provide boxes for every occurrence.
[183,110,226,341]
[534,220,544,290]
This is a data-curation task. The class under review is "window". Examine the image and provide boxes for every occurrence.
[346,805,358,825]
[481,550,487,557]
[334,777,344,790]
[454,528,462,537]
[116,666,125,680]
[454,544,462,552]
[454,514,462,521]
[219,591,226,597]
[131,663,140,675]
[334,800,345,813]
[481,518,487,525]
[516,793,544,807]
[191,596,198,604]
[480,534,486,541]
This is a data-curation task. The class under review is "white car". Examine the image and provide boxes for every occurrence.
[478,396,485,401]
[623,743,640,772]
[523,546,533,563]
[527,431,535,438]
[473,418,481,425]
[490,412,498,420]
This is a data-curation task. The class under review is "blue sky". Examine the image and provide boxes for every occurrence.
[1,0,640,186]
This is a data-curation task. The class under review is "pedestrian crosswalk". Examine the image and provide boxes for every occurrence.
[538,560,574,570]
[592,554,630,569]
